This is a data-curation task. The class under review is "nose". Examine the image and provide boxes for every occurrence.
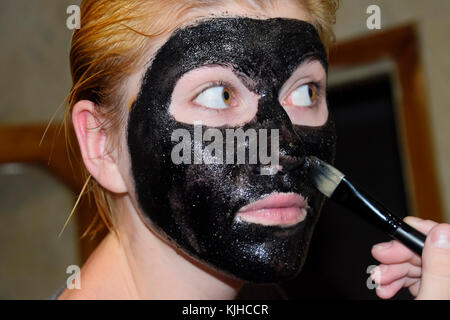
[255,92,302,157]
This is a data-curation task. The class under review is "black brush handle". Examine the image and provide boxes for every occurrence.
[394,223,426,256]
[331,177,426,256]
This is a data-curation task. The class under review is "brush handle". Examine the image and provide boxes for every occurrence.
[394,223,427,256]
[331,177,426,256]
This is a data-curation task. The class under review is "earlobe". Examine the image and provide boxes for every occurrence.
[72,100,128,194]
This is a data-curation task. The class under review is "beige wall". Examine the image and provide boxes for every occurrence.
[333,0,450,222]
[0,0,79,125]
[0,0,80,299]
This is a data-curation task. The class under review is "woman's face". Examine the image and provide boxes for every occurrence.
[123,2,336,283]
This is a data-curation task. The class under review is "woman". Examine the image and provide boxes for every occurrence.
[59,0,450,299]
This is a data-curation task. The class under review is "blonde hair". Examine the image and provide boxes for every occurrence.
[65,0,339,237]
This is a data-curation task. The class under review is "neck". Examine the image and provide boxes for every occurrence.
[65,194,242,299]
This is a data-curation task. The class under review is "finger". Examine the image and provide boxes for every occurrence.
[371,263,421,286]
[416,224,450,300]
[403,216,437,234]
[375,278,406,299]
[408,279,421,297]
[372,240,421,266]
[376,277,418,299]
[372,217,437,265]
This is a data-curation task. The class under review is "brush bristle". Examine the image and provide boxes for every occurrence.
[305,156,345,197]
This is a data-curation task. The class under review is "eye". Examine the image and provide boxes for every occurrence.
[193,86,234,110]
[284,84,317,107]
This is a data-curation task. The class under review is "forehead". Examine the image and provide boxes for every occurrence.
[147,17,327,83]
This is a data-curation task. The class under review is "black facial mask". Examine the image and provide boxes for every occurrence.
[127,18,337,283]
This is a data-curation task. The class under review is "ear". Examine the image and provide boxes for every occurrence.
[72,100,128,194]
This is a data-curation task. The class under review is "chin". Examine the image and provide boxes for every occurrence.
[197,213,319,284]
[211,247,309,284]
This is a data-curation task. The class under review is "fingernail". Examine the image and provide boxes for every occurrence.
[374,241,393,251]
[432,229,450,250]
[404,216,422,228]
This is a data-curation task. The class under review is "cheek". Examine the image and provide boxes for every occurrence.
[118,143,139,198]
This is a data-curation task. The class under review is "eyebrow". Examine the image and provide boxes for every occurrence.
[297,55,328,72]
[289,57,327,79]
[201,63,258,93]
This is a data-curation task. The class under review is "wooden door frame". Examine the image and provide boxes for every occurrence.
[329,24,444,222]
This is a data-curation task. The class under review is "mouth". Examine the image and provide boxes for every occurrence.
[235,193,308,227]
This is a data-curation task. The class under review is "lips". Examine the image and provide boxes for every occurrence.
[236,193,308,226]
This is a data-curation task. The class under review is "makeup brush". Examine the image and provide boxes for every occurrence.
[304,156,426,256]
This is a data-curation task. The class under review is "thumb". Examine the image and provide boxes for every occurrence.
[416,223,450,300]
